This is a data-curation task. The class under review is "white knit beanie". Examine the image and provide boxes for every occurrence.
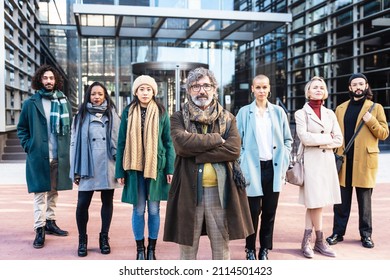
[132,75,158,96]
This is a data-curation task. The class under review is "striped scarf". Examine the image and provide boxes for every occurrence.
[38,89,70,135]
[123,100,159,180]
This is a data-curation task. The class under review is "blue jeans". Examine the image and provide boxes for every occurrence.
[132,173,160,241]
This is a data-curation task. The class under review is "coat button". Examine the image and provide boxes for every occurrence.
[198,169,202,173]
[102,137,105,140]
[273,146,276,149]
[322,149,326,153]
[274,163,277,166]
[92,138,96,141]
[321,130,324,134]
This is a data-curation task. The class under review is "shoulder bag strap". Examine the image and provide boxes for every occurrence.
[343,102,375,155]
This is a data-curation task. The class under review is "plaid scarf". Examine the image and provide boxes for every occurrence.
[38,89,70,135]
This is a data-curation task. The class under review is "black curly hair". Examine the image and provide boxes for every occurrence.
[31,64,63,91]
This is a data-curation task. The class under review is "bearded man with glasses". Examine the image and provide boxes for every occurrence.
[163,67,254,260]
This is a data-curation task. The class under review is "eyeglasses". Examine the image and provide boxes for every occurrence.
[190,83,214,92]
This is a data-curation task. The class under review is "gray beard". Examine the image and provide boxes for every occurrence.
[191,95,213,108]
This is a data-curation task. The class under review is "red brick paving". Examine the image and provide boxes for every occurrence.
[1,180,389,260]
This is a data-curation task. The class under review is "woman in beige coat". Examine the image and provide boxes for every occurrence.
[294,76,343,258]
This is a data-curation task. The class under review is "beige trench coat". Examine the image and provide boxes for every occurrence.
[295,104,343,208]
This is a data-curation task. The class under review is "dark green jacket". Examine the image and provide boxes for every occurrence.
[17,92,72,193]
[115,105,175,204]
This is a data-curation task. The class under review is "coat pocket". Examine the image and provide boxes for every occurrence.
[366,146,379,169]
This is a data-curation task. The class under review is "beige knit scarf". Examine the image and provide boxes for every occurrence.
[123,100,159,180]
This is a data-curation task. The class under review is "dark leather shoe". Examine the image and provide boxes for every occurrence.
[45,220,68,236]
[78,235,88,257]
[33,227,45,249]
[245,249,256,260]
[326,233,343,245]
[99,232,111,254]
[258,248,268,260]
[361,237,374,248]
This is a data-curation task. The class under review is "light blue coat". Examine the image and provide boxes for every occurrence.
[236,101,293,196]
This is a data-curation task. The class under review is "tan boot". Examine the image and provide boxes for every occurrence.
[301,229,314,258]
[314,231,336,257]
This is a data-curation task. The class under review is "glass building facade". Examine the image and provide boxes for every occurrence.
[1,0,389,150]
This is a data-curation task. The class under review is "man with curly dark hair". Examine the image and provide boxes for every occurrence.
[17,64,73,249]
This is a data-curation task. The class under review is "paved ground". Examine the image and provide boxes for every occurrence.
[1,152,390,261]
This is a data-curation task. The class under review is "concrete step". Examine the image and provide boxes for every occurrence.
[6,139,21,146]
[7,132,19,139]
[1,153,26,161]
[4,146,24,153]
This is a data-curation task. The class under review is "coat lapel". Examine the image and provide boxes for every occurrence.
[31,93,46,119]
[249,101,258,147]
[304,103,324,128]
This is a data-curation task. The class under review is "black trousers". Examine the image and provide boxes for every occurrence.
[245,161,279,250]
[76,189,114,236]
[332,185,373,238]
[332,155,373,238]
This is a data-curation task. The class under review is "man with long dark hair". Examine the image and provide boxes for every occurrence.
[17,64,72,249]
[327,73,389,249]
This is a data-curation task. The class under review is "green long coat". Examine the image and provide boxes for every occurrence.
[115,105,175,204]
[335,99,389,188]
[17,92,73,193]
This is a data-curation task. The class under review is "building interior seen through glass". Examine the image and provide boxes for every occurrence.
[1,0,389,148]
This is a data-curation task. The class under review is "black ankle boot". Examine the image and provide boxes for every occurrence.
[259,248,269,260]
[45,220,68,236]
[245,248,256,260]
[78,234,88,257]
[33,227,45,249]
[146,238,157,260]
[99,232,111,254]
[136,239,145,260]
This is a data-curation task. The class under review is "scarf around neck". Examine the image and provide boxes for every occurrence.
[123,100,159,180]
[38,89,70,135]
[72,101,120,179]
[182,97,229,136]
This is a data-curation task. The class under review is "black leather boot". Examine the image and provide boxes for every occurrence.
[245,248,256,260]
[259,248,269,260]
[146,238,157,260]
[33,227,45,249]
[136,239,145,260]
[45,220,69,236]
[78,234,88,257]
[99,232,111,254]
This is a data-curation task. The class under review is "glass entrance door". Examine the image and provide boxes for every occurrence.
[132,62,208,115]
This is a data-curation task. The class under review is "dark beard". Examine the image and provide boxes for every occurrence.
[43,84,54,92]
[349,88,368,99]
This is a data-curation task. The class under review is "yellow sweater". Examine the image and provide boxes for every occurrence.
[202,163,218,187]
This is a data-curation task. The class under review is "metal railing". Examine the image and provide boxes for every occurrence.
[276,97,291,122]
